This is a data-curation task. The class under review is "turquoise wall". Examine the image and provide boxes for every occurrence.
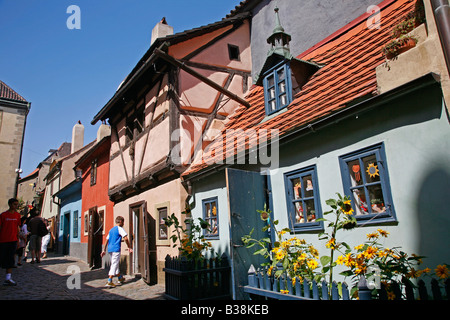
[190,84,450,281]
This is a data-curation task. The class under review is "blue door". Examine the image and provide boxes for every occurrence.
[226,168,271,300]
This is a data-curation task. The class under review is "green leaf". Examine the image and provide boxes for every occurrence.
[320,255,331,266]
[340,270,354,277]
[254,248,267,256]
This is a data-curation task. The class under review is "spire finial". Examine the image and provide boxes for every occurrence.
[266,6,292,58]
[273,6,284,33]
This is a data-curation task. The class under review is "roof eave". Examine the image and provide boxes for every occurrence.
[182,72,441,182]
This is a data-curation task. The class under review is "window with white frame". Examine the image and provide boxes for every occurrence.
[339,143,396,224]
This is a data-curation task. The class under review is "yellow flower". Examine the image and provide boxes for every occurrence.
[363,246,378,259]
[309,246,319,258]
[366,232,379,240]
[307,259,319,270]
[297,253,307,261]
[267,266,274,276]
[275,250,285,260]
[387,290,396,300]
[281,240,290,249]
[406,268,420,279]
[326,238,336,249]
[336,255,345,265]
[377,229,389,237]
[354,244,364,251]
[435,265,449,279]
[421,267,431,274]
[280,290,289,294]
[292,277,296,286]
[341,200,354,215]
[344,253,355,267]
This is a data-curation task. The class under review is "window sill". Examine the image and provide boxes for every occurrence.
[354,214,398,227]
[260,106,289,124]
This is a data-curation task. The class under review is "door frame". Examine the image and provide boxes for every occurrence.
[128,201,150,281]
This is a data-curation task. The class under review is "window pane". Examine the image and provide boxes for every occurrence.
[367,184,386,213]
[267,75,274,87]
[352,187,369,215]
[363,155,381,183]
[278,81,286,93]
[280,93,287,106]
[270,100,277,111]
[205,203,211,217]
[292,178,302,199]
[348,160,363,187]
[304,199,316,222]
[269,87,275,99]
[159,208,168,240]
[294,201,304,223]
[277,68,285,81]
[303,175,314,198]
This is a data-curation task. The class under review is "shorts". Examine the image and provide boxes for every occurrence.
[29,235,42,251]
[0,242,17,269]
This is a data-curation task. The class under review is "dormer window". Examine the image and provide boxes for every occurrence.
[263,61,292,115]
[257,7,320,118]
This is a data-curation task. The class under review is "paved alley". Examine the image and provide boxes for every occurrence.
[0,253,166,300]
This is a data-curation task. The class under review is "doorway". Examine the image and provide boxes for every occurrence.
[226,168,271,300]
[62,211,71,255]
[129,202,152,282]
[88,207,103,269]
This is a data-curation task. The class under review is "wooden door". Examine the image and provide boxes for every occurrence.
[129,202,149,280]
[88,207,103,269]
[226,168,270,300]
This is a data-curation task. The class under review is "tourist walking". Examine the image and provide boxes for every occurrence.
[28,211,47,264]
[0,198,21,286]
[100,216,133,287]
[41,219,54,259]
[15,216,29,266]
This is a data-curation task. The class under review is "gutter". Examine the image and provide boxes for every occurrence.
[431,0,450,75]
[182,72,441,182]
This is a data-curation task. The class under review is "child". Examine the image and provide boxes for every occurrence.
[101,216,133,287]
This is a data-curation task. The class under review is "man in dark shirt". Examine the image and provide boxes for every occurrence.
[28,211,45,264]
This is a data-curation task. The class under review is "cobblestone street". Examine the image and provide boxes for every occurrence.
[0,253,166,300]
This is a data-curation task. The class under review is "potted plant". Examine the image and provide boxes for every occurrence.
[382,34,418,60]
[391,18,416,38]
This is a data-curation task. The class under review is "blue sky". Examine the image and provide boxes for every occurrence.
[0,0,242,177]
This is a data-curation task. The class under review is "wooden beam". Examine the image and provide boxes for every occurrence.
[154,48,251,108]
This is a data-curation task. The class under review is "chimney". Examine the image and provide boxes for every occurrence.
[97,121,111,143]
[151,17,173,45]
[71,120,84,153]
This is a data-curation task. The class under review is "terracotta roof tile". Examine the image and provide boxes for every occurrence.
[183,0,416,177]
[0,80,28,102]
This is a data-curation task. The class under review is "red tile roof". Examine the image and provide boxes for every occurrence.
[183,0,416,178]
[0,80,28,102]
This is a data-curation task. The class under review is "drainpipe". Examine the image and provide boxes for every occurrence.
[431,0,450,75]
